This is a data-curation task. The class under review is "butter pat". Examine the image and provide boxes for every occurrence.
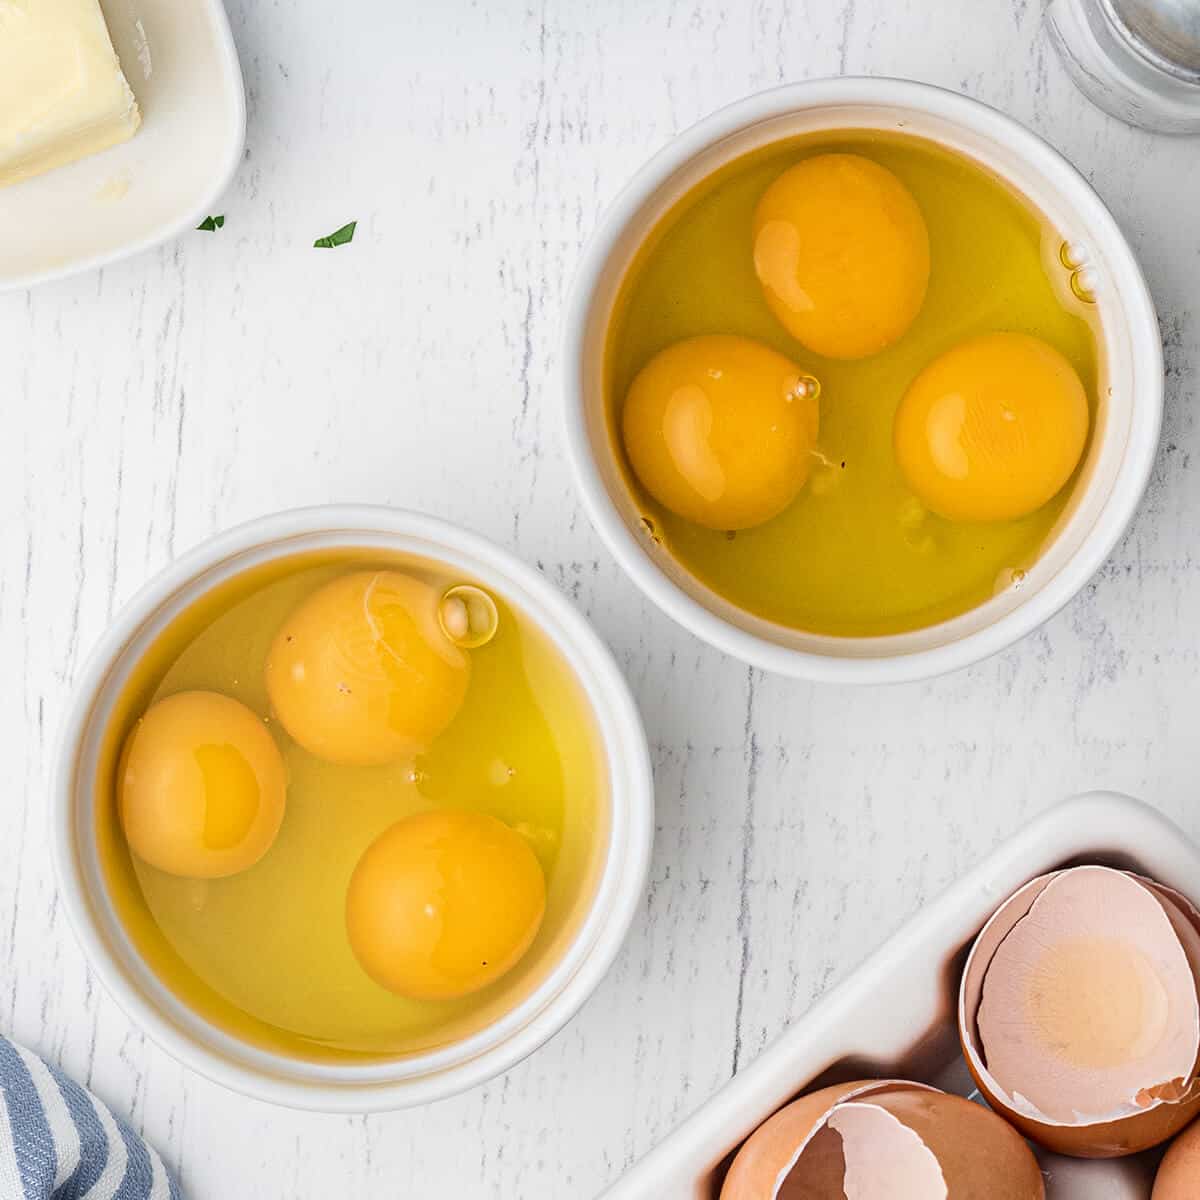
[0,0,141,189]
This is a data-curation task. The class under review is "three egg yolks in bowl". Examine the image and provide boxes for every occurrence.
[101,557,605,1060]
[608,134,1100,636]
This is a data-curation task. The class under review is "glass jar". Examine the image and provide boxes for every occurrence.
[1046,0,1200,133]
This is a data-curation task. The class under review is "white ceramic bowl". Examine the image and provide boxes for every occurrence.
[563,77,1163,683]
[0,0,245,291]
[51,506,654,1111]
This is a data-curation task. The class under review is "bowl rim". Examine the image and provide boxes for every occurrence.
[561,76,1163,683]
[50,504,655,1111]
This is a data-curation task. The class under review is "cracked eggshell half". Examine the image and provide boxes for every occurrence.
[719,1080,1044,1199]
[959,866,1200,1157]
[720,1080,918,1198]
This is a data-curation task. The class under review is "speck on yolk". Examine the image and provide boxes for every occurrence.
[893,332,1089,523]
[264,570,470,766]
[345,808,546,1000]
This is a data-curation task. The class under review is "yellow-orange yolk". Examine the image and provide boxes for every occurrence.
[119,691,287,879]
[621,334,820,530]
[752,153,930,360]
[893,332,1089,522]
[265,571,470,766]
[345,809,546,1000]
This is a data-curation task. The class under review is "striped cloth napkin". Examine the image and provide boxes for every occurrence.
[0,1036,180,1199]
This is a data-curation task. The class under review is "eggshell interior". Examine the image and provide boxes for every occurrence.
[1137,878,1200,985]
[959,867,1200,1155]
[960,872,1057,1041]
[976,867,1200,1123]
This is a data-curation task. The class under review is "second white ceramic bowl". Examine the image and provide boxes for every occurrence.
[52,506,654,1111]
[563,77,1162,683]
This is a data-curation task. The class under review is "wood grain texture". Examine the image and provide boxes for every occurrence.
[1,0,1197,1195]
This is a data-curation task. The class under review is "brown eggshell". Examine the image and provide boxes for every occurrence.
[721,1081,1042,1199]
[965,1060,1200,1159]
[719,1080,931,1199]
[1153,1117,1200,1199]
[959,868,1200,1158]
[864,1089,1044,1199]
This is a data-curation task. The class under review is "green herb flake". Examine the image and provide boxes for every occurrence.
[196,215,225,232]
[314,220,357,249]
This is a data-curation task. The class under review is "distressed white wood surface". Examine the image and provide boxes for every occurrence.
[2,1,1198,1195]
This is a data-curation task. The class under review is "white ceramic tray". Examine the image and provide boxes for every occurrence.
[602,792,1192,1199]
[0,0,245,291]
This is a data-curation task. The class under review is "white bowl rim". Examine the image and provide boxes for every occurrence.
[561,76,1163,684]
[50,504,655,1111]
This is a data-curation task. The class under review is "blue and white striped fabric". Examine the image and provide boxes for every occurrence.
[0,1036,180,1200]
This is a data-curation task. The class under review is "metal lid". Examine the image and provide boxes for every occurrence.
[1108,0,1200,82]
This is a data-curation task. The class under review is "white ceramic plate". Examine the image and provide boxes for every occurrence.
[601,792,1186,1198]
[0,0,245,291]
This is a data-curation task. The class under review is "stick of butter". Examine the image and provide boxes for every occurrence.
[0,0,142,189]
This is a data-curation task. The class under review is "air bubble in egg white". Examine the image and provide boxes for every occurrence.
[789,373,821,402]
[489,758,516,788]
[1070,267,1098,304]
[995,566,1027,595]
[438,584,499,649]
[1058,240,1089,270]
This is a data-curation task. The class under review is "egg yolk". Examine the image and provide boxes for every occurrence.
[265,571,470,766]
[345,809,546,1000]
[893,332,1089,523]
[621,334,820,531]
[119,691,287,879]
[752,153,930,360]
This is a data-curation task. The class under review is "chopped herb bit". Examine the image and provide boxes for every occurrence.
[314,220,356,248]
[196,215,225,231]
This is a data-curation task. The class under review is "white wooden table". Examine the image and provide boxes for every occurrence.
[2,2,1198,1195]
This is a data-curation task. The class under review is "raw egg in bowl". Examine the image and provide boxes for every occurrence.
[52,506,653,1111]
[563,77,1162,682]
